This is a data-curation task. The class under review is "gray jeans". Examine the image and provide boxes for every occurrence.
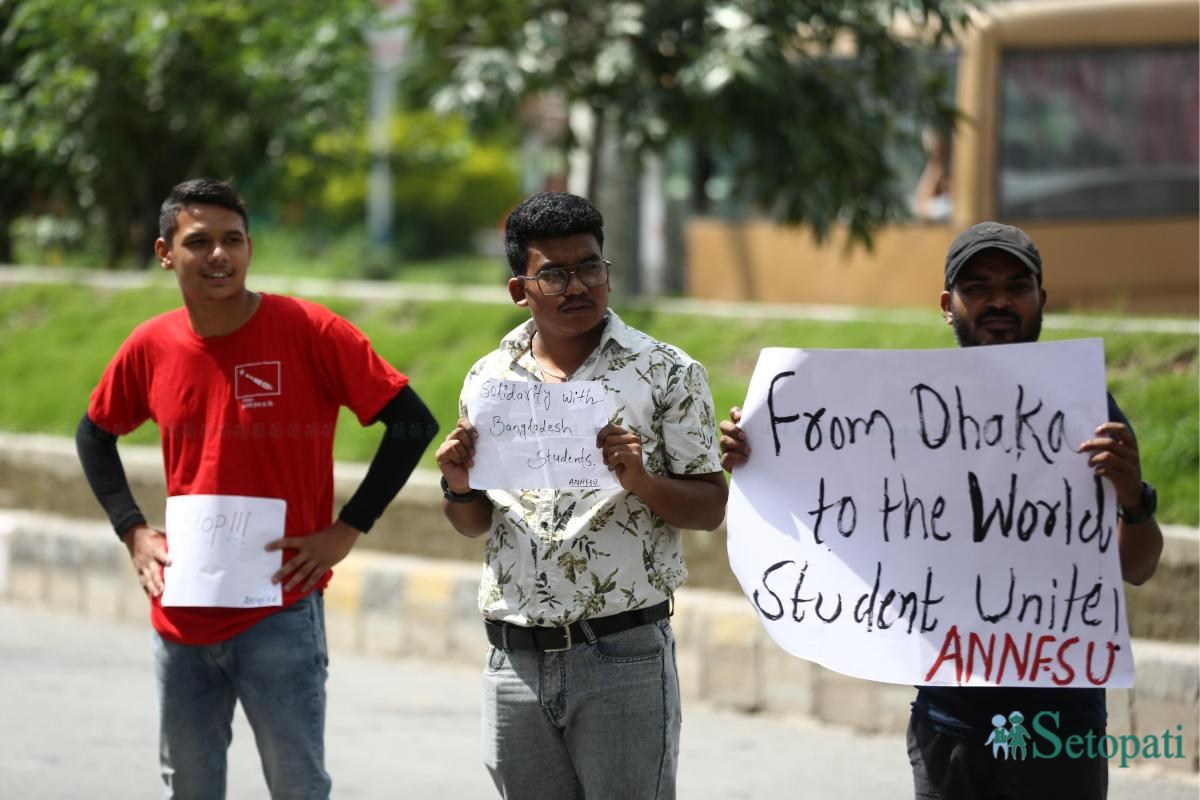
[481,618,681,800]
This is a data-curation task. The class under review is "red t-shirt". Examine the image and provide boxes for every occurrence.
[88,294,407,644]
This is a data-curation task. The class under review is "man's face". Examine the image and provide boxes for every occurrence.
[154,204,251,304]
[508,233,608,340]
[940,250,1045,347]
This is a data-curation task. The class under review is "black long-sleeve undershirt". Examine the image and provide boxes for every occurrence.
[338,386,438,532]
[75,386,439,538]
[75,415,147,537]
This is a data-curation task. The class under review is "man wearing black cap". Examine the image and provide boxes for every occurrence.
[940,221,1047,347]
[720,221,1164,799]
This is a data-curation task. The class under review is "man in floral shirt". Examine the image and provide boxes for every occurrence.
[435,192,727,799]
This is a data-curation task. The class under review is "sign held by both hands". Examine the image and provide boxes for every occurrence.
[726,340,1133,689]
[468,379,619,491]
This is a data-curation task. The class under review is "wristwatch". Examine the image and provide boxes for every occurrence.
[1118,481,1157,524]
[441,476,483,504]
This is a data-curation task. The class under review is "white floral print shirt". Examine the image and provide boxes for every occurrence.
[459,311,722,626]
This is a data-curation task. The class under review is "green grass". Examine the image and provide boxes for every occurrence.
[231,225,506,285]
[1,283,1196,524]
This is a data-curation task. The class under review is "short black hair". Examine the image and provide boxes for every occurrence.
[504,192,604,276]
[159,178,249,244]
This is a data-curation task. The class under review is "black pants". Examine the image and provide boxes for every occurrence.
[907,713,1108,800]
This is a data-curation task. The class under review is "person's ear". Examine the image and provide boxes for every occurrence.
[1038,287,1047,309]
[508,276,528,307]
[155,238,173,272]
[939,290,953,325]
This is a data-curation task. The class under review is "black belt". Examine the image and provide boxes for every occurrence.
[485,600,670,652]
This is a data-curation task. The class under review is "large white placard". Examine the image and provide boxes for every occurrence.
[467,379,618,491]
[727,340,1133,688]
[161,495,285,608]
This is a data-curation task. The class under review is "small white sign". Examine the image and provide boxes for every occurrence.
[161,495,286,608]
[468,379,618,491]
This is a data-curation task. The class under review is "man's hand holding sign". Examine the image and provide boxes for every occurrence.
[436,376,725,534]
[436,378,629,535]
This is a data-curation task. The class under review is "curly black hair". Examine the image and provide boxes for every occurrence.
[504,192,604,276]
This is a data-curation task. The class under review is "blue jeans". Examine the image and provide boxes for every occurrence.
[482,618,681,800]
[152,591,331,800]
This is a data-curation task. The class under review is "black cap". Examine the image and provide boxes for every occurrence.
[944,221,1042,289]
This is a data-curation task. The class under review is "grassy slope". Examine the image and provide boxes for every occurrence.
[1,283,1195,524]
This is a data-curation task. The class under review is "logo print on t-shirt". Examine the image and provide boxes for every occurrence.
[235,361,282,407]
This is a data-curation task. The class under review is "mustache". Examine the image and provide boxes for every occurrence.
[978,311,1021,324]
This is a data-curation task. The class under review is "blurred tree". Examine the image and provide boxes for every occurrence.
[0,0,376,266]
[278,109,522,261]
[0,0,51,264]
[401,0,980,245]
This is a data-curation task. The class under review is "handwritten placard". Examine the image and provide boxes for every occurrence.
[727,340,1133,688]
[161,495,285,608]
[467,379,617,490]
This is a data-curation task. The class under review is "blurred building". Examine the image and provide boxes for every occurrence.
[685,0,1199,314]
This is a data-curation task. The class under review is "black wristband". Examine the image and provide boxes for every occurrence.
[1118,481,1157,524]
[441,476,483,504]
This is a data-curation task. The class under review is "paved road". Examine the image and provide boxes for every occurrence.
[2,602,1195,799]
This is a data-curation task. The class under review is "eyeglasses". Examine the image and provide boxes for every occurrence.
[517,260,610,296]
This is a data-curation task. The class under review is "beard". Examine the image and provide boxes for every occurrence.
[950,309,1043,348]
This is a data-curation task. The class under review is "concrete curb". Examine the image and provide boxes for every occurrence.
[3,509,1196,773]
[2,432,1197,643]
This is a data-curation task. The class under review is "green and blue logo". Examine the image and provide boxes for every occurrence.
[986,710,1187,769]
[985,711,1031,760]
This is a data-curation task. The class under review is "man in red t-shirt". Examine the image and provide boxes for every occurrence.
[76,178,437,799]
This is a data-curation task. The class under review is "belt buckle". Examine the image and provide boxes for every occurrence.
[543,625,573,652]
